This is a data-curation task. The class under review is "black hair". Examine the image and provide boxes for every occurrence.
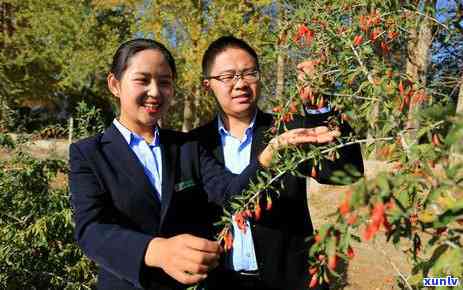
[202,36,259,78]
[110,38,176,80]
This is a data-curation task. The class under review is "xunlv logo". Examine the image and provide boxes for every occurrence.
[423,276,460,287]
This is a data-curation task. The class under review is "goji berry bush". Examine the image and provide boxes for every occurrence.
[218,1,463,289]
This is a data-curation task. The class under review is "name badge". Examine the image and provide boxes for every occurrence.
[174,179,196,192]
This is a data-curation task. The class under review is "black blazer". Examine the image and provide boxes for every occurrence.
[189,109,364,290]
[69,124,260,290]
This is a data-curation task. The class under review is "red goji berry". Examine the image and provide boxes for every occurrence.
[266,195,273,211]
[398,80,404,96]
[432,134,441,146]
[370,28,381,42]
[272,105,282,113]
[310,166,317,178]
[309,274,318,288]
[328,255,337,270]
[347,213,357,225]
[381,41,390,54]
[254,201,262,221]
[339,199,350,216]
[309,267,318,275]
[353,35,363,46]
[347,246,355,259]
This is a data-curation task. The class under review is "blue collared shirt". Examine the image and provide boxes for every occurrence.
[219,106,332,271]
[113,119,163,199]
[304,104,331,115]
[218,113,259,271]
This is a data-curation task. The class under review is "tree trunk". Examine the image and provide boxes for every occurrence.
[275,50,285,100]
[274,1,286,101]
[450,74,463,165]
[1,2,6,49]
[456,75,463,115]
[193,87,201,128]
[368,100,380,156]
[405,16,432,134]
[182,90,196,132]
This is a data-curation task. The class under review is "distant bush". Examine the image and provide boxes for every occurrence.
[38,124,68,139]
[0,132,15,149]
[0,148,96,289]
[73,101,105,139]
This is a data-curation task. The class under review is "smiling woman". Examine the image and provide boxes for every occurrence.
[107,42,175,143]
[68,38,323,290]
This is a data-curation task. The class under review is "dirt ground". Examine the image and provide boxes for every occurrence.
[308,160,410,290]
[2,139,413,289]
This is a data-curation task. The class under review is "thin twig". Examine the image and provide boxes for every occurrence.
[321,69,342,76]
[398,131,411,157]
[403,9,449,31]
[320,91,381,101]
[374,239,413,290]
[0,210,23,223]
[218,136,396,242]
[444,240,460,249]
[350,44,375,84]
[219,120,445,241]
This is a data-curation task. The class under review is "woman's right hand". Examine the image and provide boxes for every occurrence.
[144,234,221,285]
[258,126,340,168]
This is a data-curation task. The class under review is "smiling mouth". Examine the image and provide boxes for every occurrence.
[233,93,251,99]
[143,103,162,113]
[232,94,253,104]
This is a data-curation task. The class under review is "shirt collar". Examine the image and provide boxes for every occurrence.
[112,118,160,147]
[217,110,257,138]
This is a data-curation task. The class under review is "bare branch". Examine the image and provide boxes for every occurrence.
[374,239,413,290]
[350,44,375,85]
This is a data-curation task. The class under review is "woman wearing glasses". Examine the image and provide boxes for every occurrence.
[191,36,364,290]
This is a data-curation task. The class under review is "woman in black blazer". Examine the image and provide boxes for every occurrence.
[69,38,322,290]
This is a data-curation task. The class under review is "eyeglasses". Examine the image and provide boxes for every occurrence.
[206,70,260,85]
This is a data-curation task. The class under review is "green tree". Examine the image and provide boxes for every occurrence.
[137,0,274,130]
[213,1,463,289]
[0,0,136,131]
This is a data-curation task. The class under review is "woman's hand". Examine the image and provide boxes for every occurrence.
[258,126,340,168]
[144,234,221,284]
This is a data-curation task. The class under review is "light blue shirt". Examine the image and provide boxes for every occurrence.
[113,119,163,199]
[218,113,259,271]
[219,106,332,271]
[304,104,331,115]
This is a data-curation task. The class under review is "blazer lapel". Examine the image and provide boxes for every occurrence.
[251,109,273,156]
[100,125,162,213]
[159,130,178,225]
[211,111,271,160]
[209,117,225,163]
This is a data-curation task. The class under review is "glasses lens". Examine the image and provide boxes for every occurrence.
[242,71,259,83]
[211,70,259,85]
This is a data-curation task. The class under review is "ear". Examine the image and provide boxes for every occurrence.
[202,79,211,92]
[107,73,121,98]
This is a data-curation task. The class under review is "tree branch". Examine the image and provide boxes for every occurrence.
[373,239,413,290]
[0,210,23,224]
